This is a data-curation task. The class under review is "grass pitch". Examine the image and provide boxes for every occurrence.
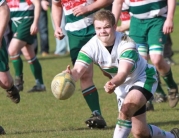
[0,5,179,138]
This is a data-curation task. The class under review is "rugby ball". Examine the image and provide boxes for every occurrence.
[51,72,75,100]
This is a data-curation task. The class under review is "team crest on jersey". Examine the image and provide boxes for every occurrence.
[61,0,86,10]
[159,38,162,42]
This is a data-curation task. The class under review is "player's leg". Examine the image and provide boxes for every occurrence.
[153,71,167,103]
[0,38,20,103]
[148,17,178,108]
[8,18,34,91]
[68,32,106,128]
[113,87,150,138]
[132,113,178,138]
[113,85,178,138]
[113,67,157,138]
[21,45,46,92]
[164,34,175,65]
[80,64,106,128]
[8,38,25,91]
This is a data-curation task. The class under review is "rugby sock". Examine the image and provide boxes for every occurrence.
[161,69,177,89]
[11,55,23,76]
[82,85,101,115]
[148,124,175,138]
[28,57,44,85]
[113,119,131,138]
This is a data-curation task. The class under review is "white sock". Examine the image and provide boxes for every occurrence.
[113,119,131,138]
[148,124,175,138]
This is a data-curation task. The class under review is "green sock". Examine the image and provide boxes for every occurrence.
[11,56,23,76]
[156,82,166,96]
[82,85,101,115]
[162,69,177,89]
[29,58,44,84]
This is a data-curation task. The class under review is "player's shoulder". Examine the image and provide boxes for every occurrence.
[118,34,136,50]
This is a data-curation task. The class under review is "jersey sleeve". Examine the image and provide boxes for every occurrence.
[118,37,139,65]
[76,43,94,68]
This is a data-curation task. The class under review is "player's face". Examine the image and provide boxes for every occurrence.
[94,20,116,46]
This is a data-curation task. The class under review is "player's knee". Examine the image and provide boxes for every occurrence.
[150,55,163,66]
[9,54,20,60]
[0,79,13,90]
[120,104,134,120]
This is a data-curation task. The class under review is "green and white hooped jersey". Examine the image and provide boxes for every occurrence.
[76,32,157,95]
[124,0,167,19]
[7,0,34,18]
[59,0,96,36]
[0,0,5,6]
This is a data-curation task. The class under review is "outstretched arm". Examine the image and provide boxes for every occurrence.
[104,60,133,93]
[64,65,88,82]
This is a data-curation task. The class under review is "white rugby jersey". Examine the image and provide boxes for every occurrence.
[76,32,157,94]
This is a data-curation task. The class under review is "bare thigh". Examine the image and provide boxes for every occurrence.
[119,89,147,120]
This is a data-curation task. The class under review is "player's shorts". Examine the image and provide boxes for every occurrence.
[129,16,166,56]
[67,32,95,65]
[0,38,9,72]
[11,18,35,45]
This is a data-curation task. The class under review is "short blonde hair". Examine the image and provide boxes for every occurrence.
[94,9,115,26]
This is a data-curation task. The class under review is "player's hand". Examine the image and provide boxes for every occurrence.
[104,81,116,94]
[41,0,49,11]
[163,18,174,34]
[63,65,72,74]
[72,5,89,17]
[54,28,65,40]
[30,23,38,35]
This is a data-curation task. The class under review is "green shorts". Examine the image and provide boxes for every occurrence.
[0,38,9,72]
[129,16,166,55]
[67,32,94,65]
[11,18,35,45]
